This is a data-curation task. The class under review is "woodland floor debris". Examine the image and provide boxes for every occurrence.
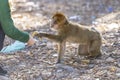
[0,0,120,80]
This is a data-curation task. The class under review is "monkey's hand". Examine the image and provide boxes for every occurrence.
[32,31,45,41]
[32,31,43,38]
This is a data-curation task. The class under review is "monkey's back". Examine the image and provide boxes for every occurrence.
[65,22,101,44]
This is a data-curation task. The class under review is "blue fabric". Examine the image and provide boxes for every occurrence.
[0,41,26,53]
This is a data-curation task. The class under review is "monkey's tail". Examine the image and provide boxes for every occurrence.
[91,22,120,44]
[91,25,107,44]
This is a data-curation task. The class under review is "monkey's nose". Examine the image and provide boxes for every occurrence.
[50,23,55,28]
[50,24,54,28]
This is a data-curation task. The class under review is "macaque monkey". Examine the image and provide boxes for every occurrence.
[33,12,102,63]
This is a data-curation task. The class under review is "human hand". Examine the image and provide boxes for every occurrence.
[27,35,35,46]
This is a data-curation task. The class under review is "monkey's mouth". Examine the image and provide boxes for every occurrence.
[51,24,59,30]
[50,28,57,31]
[51,27,58,31]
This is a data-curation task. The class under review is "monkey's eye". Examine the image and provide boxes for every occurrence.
[53,20,58,24]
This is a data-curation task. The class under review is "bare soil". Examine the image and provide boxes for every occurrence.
[0,0,120,80]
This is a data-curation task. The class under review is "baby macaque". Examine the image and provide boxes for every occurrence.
[33,12,102,63]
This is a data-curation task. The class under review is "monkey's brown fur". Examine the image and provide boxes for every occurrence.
[34,12,102,63]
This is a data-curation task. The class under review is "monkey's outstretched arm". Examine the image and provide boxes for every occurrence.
[36,32,63,42]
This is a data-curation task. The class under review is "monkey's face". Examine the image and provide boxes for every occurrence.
[50,18,60,30]
[51,12,67,31]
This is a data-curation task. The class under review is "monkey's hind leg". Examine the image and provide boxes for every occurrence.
[88,40,102,58]
[78,45,89,56]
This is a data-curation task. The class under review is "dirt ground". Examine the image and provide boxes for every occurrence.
[0,0,120,80]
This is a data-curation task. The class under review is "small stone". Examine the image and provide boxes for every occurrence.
[116,73,120,77]
[88,64,95,69]
[57,69,63,73]
[95,78,100,80]
[109,66,117,72]
[0,76,11,80]
[106,57,114,62]
[81,60,90,64]
[52,54,58,57]
[117,64,120,68]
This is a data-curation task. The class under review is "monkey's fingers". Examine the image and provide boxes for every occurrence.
[32,31,43,38]
[32,31,39,37]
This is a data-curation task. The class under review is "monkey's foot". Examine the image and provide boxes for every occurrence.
[56,61,61,64]
[86,53,102,59]
[56,59,64,64]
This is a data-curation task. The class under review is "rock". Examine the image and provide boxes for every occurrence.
[88,64,95,69]
[69,15,81,21]
[116,73,120,77]
[95,78,100,80]
[81,60,90,64]
[106,57,115,62]
[56,64,75,72]
[109,66,117,72]
[117,63,120,68]
[0,76,11,80]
